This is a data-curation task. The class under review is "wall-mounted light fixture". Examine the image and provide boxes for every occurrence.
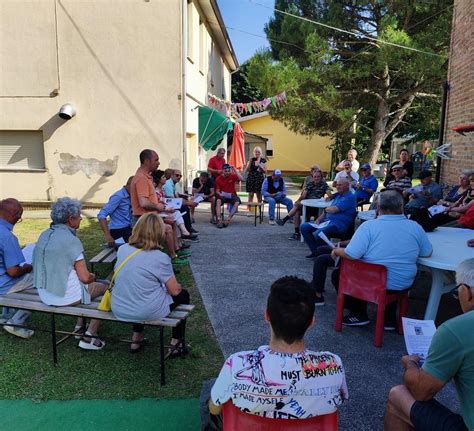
[58,104,76,120]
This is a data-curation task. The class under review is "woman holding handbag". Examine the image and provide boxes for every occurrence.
[111,213,190,355]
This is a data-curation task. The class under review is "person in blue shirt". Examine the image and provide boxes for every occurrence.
[301,177,357,258]
[97,177,134,247]
[404,170,443,211]
[261,169,294,225]
[0,198,34,338]
[332,190,433,327]
[354,163,378,205]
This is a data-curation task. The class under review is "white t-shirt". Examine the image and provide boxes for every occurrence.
[211,345,348,419]
[38,253,84,306]
[334,170,359,187]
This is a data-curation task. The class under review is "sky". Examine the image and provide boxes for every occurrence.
[217,0,274,64]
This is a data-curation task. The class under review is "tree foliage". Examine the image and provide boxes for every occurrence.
[245,0,452,164]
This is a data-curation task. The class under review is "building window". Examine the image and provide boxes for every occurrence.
[262,135,273,158]
[0,131,45,170]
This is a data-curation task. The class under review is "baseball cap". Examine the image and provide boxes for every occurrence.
[222,164,231,170]
[360,163,371,170]
[391,164,403,170]
[418,170,432,179]
[273,169,282,176]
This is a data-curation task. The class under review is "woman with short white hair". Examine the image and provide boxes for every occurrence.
[33,197,108,350]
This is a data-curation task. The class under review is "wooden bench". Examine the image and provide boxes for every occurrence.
[89,247,117,273]
[0,288,194,385]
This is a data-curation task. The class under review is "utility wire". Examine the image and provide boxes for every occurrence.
[248,0,447,58]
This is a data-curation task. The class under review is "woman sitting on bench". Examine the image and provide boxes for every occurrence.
[111,213,190,356]
[33,197,108,350]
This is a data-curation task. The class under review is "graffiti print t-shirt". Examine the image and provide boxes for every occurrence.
[210,345,348,419]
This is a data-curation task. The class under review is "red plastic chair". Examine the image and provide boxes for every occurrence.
[222,402,339,431]
[335,258,409,347]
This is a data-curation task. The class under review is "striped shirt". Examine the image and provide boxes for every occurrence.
[386,176,412,192]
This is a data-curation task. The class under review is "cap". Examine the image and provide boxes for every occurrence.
[273,169,282,176]
[418,170,432,179]
[222,163,231,169]
[360,163,371,170]
[391,164,403,170]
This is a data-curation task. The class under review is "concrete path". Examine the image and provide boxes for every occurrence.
[190,201,459,430]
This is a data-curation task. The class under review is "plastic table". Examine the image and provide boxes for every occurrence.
[417,227,474,320]
[300,199,333,242]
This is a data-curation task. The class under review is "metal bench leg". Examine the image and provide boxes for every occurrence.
[159,327,166,385]
[254,206,257,227]
[51,314,58,364]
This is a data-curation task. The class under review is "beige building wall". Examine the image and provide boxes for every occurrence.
[238,113,333,173]
[0,0,182,203]
[185,0,234,188]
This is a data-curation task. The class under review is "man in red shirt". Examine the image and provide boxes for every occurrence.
[207,148,226,179]
[215,164,244,228]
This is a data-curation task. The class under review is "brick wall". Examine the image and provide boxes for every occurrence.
[441,0,474,185]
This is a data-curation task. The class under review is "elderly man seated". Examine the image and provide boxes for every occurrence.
[384,258,474,431]
[404,170,443,212]
[355,163,378,206]
[386,164,413,192]
[262,169,294,225]
[333,160,359,188]
[0,198,34,338]
[301,177,356,259]
[204,276,348,430]
[331,190,432,327]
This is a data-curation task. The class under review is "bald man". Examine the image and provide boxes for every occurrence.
[0,198,34,338]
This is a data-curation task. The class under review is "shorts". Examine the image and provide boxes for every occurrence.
[218,195,241,205]
[410,399,467,431]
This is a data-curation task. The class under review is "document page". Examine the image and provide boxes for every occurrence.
[308,220,331,230]
[402,317,436,362]
[163,198,183,210]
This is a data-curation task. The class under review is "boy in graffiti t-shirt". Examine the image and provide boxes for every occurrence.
[206,276,348,428]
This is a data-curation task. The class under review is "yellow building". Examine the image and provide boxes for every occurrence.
[0,0,237,203]
[237,112,333,173]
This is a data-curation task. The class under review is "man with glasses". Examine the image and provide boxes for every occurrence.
[215,164,244,228]
[0,198,34,338]
[384,258,474,431]
[333,160,359,188]
[385,164,412,192]
[163,169,198,238]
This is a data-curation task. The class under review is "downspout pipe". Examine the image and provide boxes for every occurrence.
[182,0,188,191]
[435,81,449,184]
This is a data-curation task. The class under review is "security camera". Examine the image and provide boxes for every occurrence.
[58,104,76,120]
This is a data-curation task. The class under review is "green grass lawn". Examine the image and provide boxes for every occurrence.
[1,218,223,400]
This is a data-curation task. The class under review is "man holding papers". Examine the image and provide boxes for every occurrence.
[301,177,356,258]
[215,164,244,228]
[331,190,432,328]
[384,258,474,431]
[192,172,216,224]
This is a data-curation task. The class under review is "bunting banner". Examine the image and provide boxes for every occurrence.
[207,91,287,116]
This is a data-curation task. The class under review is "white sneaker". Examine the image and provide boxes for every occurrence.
[269,219,276,225]
[4,324,34,339]
[78,332,106,350]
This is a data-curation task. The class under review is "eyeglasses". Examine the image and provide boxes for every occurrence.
[451,283,470,300]
[174,174,182,178]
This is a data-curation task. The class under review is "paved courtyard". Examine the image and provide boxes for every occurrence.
[190,202,460,430]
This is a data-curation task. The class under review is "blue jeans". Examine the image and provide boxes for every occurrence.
[266,196,293,220]
[300,222,342,255]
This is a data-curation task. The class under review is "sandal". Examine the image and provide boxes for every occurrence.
[73,324,85,340]
[129,338,149,354]
[78,331,106,351]
[166,340,191,359]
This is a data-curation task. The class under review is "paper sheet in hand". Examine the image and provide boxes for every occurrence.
[317,231,340,266]
[406,185,424,196]
[114,237,125,246]
[428,205,447,217]
[193,194,204,204]
[402,317,436,362]
[21,243,36,265]
[308,220,330,230]
[219,192,233,199]
[163,198,182,210]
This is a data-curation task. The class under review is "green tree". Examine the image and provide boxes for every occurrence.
[231,62,264,104]
[246,0,452,164]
